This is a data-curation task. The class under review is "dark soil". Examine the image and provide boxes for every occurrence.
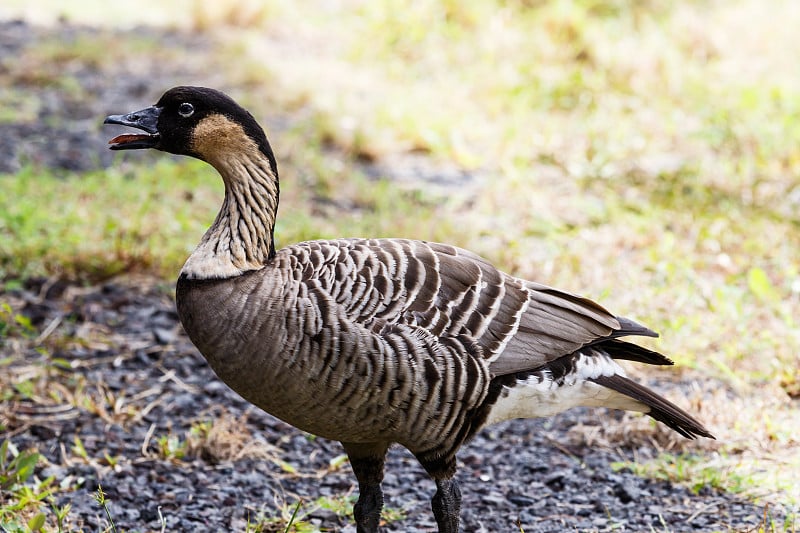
[0,18,790,533]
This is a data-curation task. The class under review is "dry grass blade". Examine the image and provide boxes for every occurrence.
[185,410,283,465]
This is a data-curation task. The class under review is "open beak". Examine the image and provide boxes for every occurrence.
[104,106,161,150]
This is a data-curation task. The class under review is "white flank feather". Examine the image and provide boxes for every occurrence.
[484,351,649,426]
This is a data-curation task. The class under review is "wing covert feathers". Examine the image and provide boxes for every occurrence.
[291,239,671,378]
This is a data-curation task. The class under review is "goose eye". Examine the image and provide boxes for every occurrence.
[178,103,195,117]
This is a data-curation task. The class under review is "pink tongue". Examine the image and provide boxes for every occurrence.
[109,133,150,144]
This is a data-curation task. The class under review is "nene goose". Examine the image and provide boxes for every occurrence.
[104,86,713,533]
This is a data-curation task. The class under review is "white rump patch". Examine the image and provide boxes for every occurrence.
[484,351,648,426]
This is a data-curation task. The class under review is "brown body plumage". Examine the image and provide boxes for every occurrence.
[105,86,713,533]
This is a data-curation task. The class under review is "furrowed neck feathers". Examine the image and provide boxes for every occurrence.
[180,114,279,280]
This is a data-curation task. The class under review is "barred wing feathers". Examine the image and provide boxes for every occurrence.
[289,238,648,375]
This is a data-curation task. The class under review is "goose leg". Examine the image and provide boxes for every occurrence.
[432,477,461,533]
[342,442,389,533]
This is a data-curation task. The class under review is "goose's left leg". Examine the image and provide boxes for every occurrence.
[418,454,462,533]
[342,442,390,533]
[432,476,462,533]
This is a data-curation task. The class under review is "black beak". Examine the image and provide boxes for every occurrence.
[104,106,161,150]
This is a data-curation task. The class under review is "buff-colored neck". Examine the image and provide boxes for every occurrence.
[180,115,278,280]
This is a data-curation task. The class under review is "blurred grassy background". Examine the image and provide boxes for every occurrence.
[1,0,799,520]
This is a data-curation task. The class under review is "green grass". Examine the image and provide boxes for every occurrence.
[244,495,404,533]
[1,0,799,527]
[1,159,216,280]
[613,453,799,531]
[0,138,455,282]
[0,440,46,529]
[613,452,791,501]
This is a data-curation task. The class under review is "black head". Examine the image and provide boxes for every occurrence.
[104,86,277,175]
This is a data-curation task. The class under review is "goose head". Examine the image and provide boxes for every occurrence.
[104,86,277,173]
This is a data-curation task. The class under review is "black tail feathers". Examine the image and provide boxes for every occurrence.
[591,374,715,440]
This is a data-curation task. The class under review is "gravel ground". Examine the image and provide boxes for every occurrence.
[0,280,780,532]
[0,18,789,533]
[3,279,779,532]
